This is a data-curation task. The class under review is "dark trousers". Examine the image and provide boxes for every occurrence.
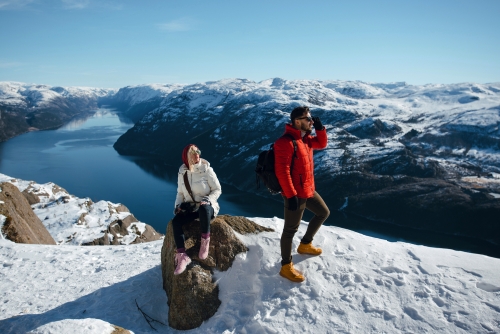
[172,204,214,249]
[281,191,330,265]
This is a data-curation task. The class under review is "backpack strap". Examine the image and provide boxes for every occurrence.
[183,171,197,203]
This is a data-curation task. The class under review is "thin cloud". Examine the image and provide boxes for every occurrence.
[61,0,90,9]
[157,17,197,32]
[0,0,36,10]
[0,61,23,68]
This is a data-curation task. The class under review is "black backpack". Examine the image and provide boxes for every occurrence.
[255,134,297,195]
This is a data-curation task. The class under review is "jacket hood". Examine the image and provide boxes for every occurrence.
[181,144,197,168]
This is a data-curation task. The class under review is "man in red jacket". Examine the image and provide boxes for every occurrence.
[274,106,330,282]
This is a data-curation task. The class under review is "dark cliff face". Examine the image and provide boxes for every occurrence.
[0,108,30,142]
[112,79,500,243]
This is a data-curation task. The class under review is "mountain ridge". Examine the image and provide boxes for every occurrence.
[108,78,500,244]
[1,78,499,242]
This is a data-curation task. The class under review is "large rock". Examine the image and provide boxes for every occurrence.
[0,182,56,245]
[160,215,273,330]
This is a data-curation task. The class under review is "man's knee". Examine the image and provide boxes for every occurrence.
[282,225,299,239]
[321,207,330,220]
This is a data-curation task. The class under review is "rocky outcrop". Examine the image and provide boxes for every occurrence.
[1,175,163,246]
[0,182,56,245]
[161,215,273,330]
[83,210,163,246]
[111,325,133,334]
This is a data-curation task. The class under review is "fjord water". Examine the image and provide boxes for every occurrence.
[0,109,283,234]
[0,109,498,258]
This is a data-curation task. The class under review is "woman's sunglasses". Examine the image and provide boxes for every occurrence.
[190,149,201,155]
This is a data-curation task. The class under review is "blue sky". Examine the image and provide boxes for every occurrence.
[1,0,499,88]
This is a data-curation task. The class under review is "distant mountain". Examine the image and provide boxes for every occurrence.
[100,83,183,122]
[2,78,499,243]
[111,78,500,244]
[0,82,114,142]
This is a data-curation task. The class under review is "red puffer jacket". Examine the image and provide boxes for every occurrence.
[274,124,328,199]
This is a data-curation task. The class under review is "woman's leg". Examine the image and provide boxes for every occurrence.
[198,204,214,237]
[172,211,199,250]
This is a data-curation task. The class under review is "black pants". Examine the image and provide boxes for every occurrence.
[172,204,214,249]
[281,191,330,265]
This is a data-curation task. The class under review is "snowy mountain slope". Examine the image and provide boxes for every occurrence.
[112,78,500,175]
[0,82,115,142]
[112,78,500,243]
[0,82,112,109]
[0,173,162,246]
[101,83,184,122]
[0,217,499,333]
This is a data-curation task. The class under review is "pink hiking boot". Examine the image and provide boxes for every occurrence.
[174,252,191,275]
[199,237,210,260]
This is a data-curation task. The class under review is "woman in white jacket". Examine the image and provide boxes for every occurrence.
[172,144,222,275]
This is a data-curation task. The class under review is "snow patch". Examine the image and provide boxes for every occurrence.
[27,318,117,334]
[0,214,6,239]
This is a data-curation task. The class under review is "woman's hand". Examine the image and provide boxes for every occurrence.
[201,196,211,206]
[175,206,182,214]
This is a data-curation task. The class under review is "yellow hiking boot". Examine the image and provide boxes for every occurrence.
[279,262,305,283]
[297,242,322,256]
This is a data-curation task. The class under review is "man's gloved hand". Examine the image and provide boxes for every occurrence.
[312,116,324,131]
[287,196,299,211]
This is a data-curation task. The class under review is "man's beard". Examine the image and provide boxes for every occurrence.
[300,123,312,132]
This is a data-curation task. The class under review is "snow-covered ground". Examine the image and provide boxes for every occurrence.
[1,217,499,333]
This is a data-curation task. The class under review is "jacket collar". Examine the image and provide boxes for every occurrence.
[179,158,210,173]
[284,123,311,140]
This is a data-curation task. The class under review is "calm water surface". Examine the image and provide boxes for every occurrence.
[0,109,498,258]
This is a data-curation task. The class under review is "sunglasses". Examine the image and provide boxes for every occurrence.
[190,149,201,155]
[296,116,313,122]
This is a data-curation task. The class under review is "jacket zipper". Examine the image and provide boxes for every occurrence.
[299,174,303,188]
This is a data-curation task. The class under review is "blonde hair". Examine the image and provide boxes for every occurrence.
[187,145,199,171]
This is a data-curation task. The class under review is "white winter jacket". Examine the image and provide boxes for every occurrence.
[174,159,222,216]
